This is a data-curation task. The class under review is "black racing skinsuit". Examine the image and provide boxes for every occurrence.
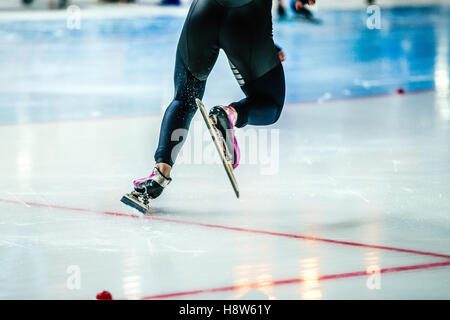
[154,0,286,166]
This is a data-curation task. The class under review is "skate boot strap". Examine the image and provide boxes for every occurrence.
[133,167,172,188]
[210,105,240,169]
[223,106,240,169]
[224,106,237,128]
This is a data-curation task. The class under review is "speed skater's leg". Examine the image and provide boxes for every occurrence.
[230,62,286,128]
[131,51,208,200]
[153,51,207,168]
[207,62,285,170]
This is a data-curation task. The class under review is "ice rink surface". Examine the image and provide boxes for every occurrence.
[0,3,449,299]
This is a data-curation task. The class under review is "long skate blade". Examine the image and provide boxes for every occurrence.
[120,194,149,214]
[196,98,240,198]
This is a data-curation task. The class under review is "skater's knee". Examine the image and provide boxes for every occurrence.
[265,101,284,125]
[269,83,285,124]
[239,98,284,127]
[168,98,197,114]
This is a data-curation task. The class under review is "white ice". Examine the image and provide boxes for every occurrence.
[1,90,449,299]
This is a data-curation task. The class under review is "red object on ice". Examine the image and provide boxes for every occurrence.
[397,88,405,94]
[96,290,113,300]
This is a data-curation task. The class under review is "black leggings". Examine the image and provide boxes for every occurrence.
[154,51,285,166]
[154,0,286,166]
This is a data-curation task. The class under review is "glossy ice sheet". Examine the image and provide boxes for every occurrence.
[0,91,449,299]
[0,4,449,299]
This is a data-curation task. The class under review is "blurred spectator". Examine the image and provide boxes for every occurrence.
[101,0,137,3]
[161,0,181,5]
[276,0,314,20]
[22,0,69,8]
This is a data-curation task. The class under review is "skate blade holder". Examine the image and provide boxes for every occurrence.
[120,193,149,214]
[212,126,234,164]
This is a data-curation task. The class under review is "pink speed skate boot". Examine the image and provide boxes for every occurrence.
[120,166,172,214]
[208,105,240,169]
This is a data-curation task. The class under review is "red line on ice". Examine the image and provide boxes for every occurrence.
[1,198,449,260]
[139,261,450,299]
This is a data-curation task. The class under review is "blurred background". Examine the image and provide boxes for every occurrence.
[0,0,448,124]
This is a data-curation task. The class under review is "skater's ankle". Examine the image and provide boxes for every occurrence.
[225,106,238,126]
[156,163,172,179]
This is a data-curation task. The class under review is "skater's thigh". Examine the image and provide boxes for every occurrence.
[177,0,221,81]
[230,62,285,127]
[243,62,285,107]
[220,0,280,84]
